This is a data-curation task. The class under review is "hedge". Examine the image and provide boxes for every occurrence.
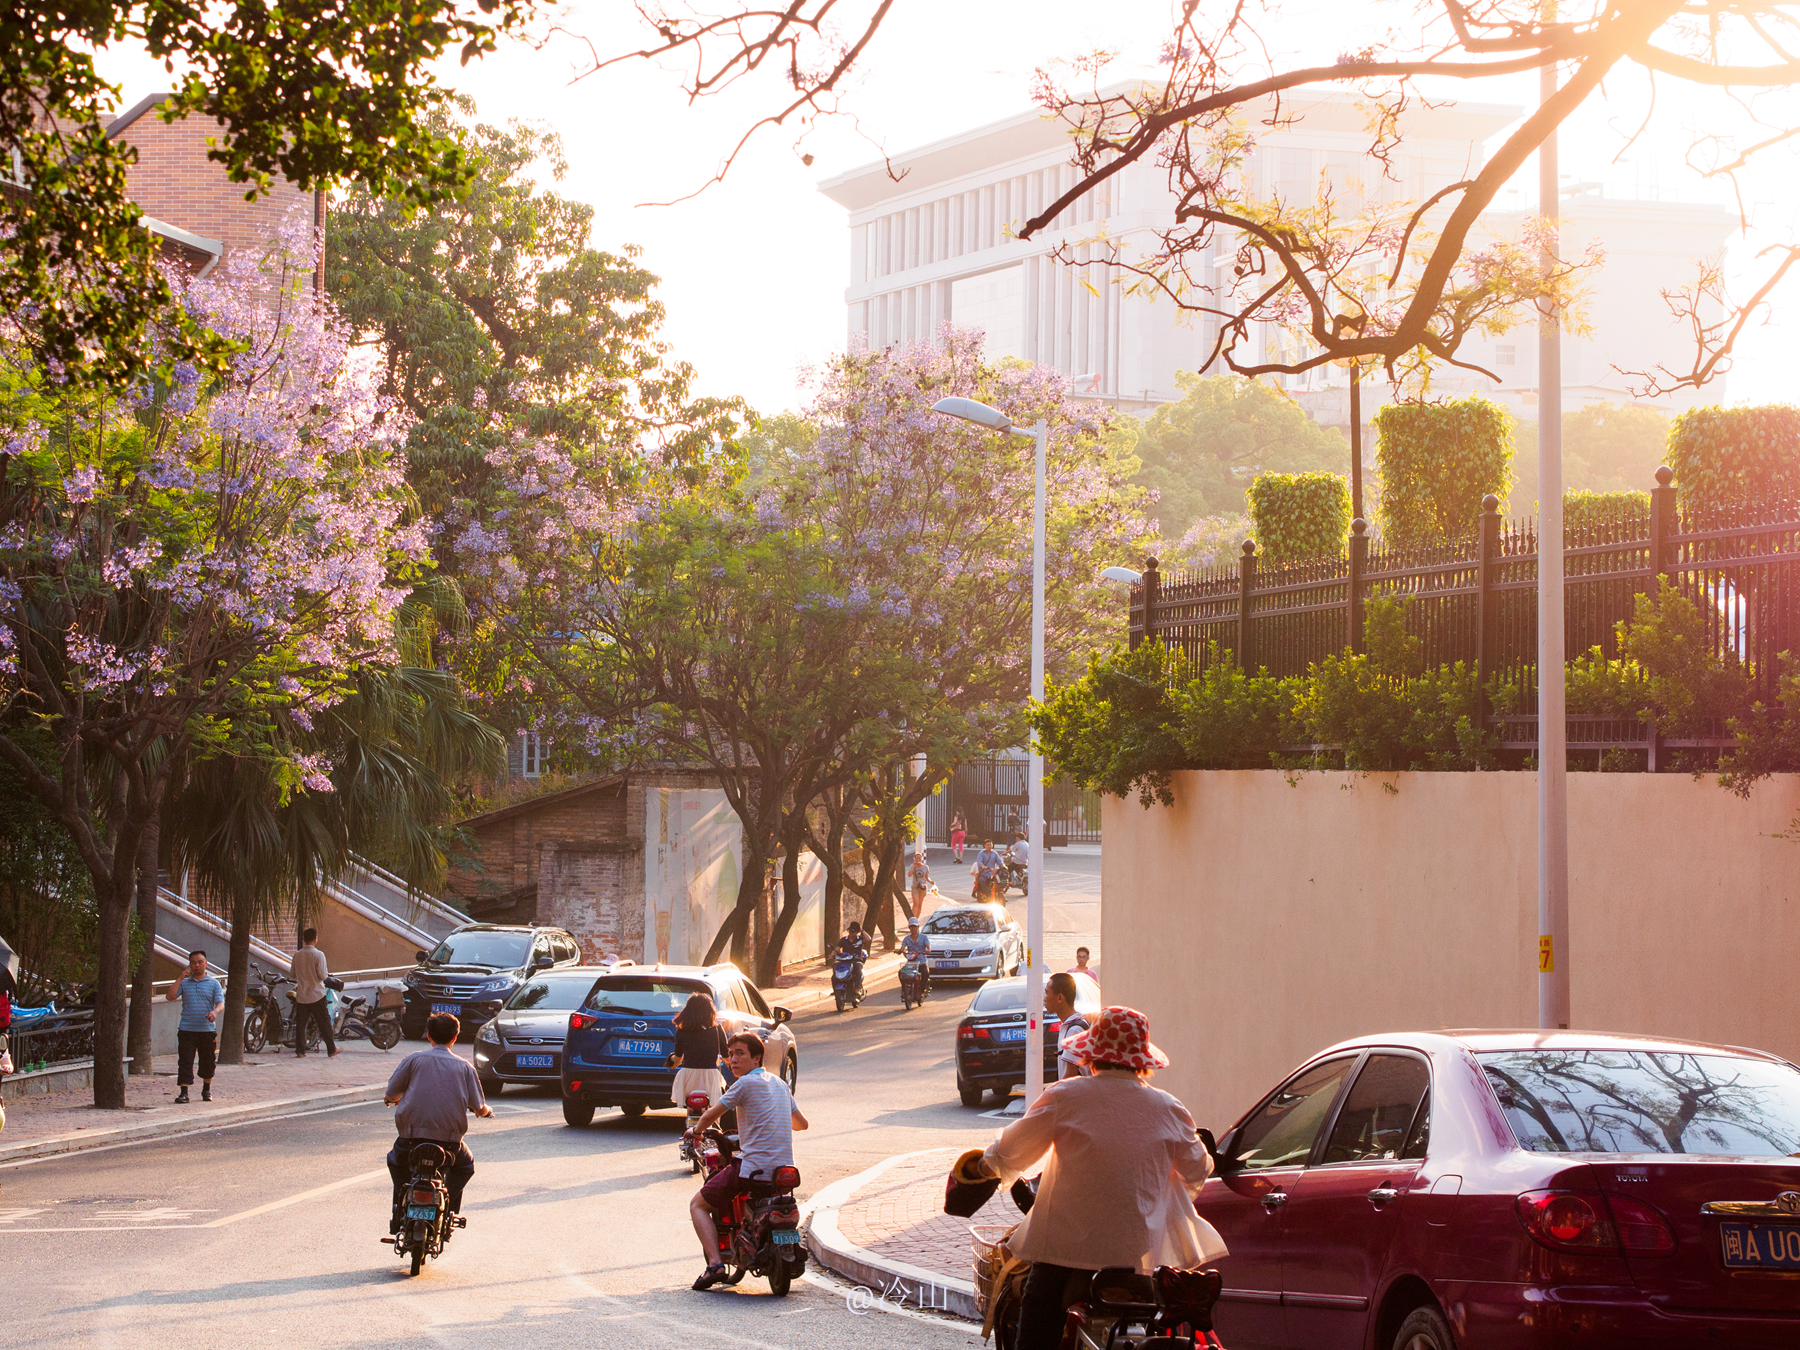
[1374,396,1513,545]
[1246,471,1352,565]
[1667,404,1800,519]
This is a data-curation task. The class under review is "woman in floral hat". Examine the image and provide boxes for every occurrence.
[972,1005,1225,1349]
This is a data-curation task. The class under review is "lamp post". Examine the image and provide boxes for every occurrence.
[933,396,1049,1106]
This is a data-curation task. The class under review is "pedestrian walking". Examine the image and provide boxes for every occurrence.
[964,1006,1224,1349]
[908,849,932,918]
[668,992,729,1109]
[1067,947,1100,985]
[291,927,340,1058]
[950,811,968,863]
[165,949,224,1103]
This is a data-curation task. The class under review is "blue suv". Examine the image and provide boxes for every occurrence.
[559,964,799,1126]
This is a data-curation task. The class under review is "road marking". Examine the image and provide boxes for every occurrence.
[92,1206,216,1222]
[206,1168,388,1226]
[0,1097,386,1171]
[0,1169,387,1232]
[846,1040,895,1057]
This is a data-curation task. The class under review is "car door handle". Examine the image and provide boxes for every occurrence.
[1367,1186,1402,1207]
[1261,1190,1289,1210]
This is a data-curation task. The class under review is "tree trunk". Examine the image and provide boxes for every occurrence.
[127,810,161,1076]
[760,816,810,986]
[219,893,254,1064]
[820,807,844,952]
[704,841,770,966]
[92,867,136,1109]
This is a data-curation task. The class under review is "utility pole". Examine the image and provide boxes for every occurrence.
[1537,1,1571,1031]
[1348,364,1365,522]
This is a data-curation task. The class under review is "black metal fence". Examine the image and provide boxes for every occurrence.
[5,1008,96,1072]
[1128,470,1800,761]
[944,758,1102,846]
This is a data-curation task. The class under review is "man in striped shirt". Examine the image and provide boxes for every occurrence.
[164,949,224,1103]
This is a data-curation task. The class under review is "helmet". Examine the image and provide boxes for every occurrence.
[908,918,921,929]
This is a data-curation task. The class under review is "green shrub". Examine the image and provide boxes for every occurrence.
[1031,641,1190,807]
[1374,396,1514,546]
[1667,404,1800,518]
[1563,489,1649,534]
[1172,648,1301,767]
[1246,471,1352,565]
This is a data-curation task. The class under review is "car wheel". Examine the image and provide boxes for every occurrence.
[958,1078,985,1108]
[561,1097,595,1128]
[782,1051,799,1095]
[622,1102,648,1118]
[1393,1303,1455,1350]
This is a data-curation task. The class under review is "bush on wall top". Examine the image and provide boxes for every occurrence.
[1667,404,1800,519]
[1246,471,1352,565]
[1563,489,1649,535]
[1374,396,1513,546]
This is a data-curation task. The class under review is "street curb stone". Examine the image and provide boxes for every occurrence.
[0,1083,389,1165]
[803,1147,981,1322]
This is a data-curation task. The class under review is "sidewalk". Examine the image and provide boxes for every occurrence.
[765,949,905,1012]
[0,1039,459,1166]
[806,1146,1025,1321]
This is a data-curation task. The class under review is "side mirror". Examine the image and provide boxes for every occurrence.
[533,953,553,970]
[772,1006,793,1024]
[415,950,429,964]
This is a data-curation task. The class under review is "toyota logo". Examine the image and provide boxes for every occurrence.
[634,1020,649,1032]
[1778,1192,1800,1215]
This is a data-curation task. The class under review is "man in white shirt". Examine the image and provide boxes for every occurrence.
[1045,974,1089,1080]
[290,927,338,1058]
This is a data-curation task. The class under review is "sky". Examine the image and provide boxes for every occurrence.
[96,1,1800,418]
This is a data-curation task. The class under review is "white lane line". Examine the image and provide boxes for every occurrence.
[845,1040,895,1057]
[0,1097,387,1171]
[0,1168,388,1232]
[206,1167,388,1226]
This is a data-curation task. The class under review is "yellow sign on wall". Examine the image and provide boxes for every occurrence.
[1538,935,1555,974]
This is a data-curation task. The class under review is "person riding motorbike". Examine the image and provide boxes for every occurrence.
[963,1006,1224,1349]
[686,1031,809,1290]
[383,1011,492,1231]
[836,922,869,960]
[1004,831,1031,892]
[973,839,1005,902]
[899,917,932,999]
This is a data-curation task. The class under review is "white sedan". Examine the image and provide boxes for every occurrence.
[918,904,1023,981]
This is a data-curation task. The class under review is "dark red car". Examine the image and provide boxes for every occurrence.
[1196,1030,1800,1349]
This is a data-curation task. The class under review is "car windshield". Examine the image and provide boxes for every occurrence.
[925,911,998,935]
[1478,1050,1800,1155]
[583,976,708,1017]
[506,975,596,1012]
[424,932,531,969]
[970,982,1023,1013]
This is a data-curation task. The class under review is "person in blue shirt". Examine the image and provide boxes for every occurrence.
[164,948,224,1103]
[900,918,933,998]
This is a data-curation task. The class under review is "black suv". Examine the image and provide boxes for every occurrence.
[401,924,584,1039]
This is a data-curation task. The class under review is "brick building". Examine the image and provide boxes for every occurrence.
[106,92,319,277]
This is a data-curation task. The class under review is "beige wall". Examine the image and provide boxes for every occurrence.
[1103,769,1800,1138]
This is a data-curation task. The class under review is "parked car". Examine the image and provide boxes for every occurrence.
[559,964,798,1127]
[954,972,1101,1107]
[472,966,614,1095]
[400,924,584,1039]
[921,903,1024,983]
[1197,1029,1800,1350]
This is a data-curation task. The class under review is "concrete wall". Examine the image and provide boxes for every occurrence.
[1103,769,1800,1138]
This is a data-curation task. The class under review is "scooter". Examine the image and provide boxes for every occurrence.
[335,990,403,1050]
[831,949,866,1013]
[679,1090,711,1173]
[899,958,931,1011]
[382,1140,465,1276]
[694,1126,806,1296]
[1000,858,1029,898]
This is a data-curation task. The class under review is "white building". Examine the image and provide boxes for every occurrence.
[817,91,1735,422]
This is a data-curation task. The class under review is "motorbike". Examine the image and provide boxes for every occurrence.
[679,1090,711,1173]
[831,949,866,1013]
[695,1126,807,1296]
[899,958,931,1011]
[334,988,402,1050]
[382,1140,466,1276]
[1000,858,1029,898]
[243,966,401,1053]
[241,963,289,1053]
[1058,1266,1225,1350]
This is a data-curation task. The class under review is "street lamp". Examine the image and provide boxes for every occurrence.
[1099,566,1143,584]
[933,395,1050,1108]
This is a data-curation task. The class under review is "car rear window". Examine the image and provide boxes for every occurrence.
[1479,1050,1800,1155]
[582,976,708,1017]
[926,910,998,934]
[506,975,596,1012]
[970,983,1023,1013]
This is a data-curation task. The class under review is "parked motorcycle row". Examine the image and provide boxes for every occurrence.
[243,961,402,1053]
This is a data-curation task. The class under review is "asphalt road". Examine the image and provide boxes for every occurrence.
[0,850,1102,1350]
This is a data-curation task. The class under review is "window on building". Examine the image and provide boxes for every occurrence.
[520,731,546,779]
[1496,344,1516,367]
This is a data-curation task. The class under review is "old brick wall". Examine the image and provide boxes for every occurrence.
[111,98,311,252]
[535,844,635,962]
[448,781,631,911]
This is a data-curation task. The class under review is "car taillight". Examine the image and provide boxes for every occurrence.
[1516,1190,1617,1252]
[958,1025,990,1041]
[1604,1193,1678,1255]
[570,1013,592,1030]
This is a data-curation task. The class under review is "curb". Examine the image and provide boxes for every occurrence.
[771,954,906,1015]
[0,1083,389,1166]
[803,1147,981,1322]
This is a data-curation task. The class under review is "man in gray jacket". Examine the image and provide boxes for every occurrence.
[290,928,338,1058]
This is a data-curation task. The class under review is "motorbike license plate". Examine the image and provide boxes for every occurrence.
[516,1054,554,1068]
[429,1002,460,1016]
[406,1205,439,1221]
[1721,1222,1800,1268]
[990,1026,1026,1042]
[772,1229,802,1245]
[616,1037,664,1056]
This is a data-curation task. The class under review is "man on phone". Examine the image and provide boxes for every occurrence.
[164,949,223,1103]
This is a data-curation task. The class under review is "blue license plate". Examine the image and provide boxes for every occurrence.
[932,959,959,970]
[772,1229,802,1245]
[430,1002,460,1016]
[516,1054,554,1069]
[616,1037,665,1056]
[990,1026,1026,1042]
[406,1205,439,1221]
[1722,1222,1800,1268]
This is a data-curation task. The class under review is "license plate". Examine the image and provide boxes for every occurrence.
[430,1002,460,1016]
[406,1205,439,1221]
[1721,1222,1800,1268]
[616,1037,665,1056]
[990,1027,1026,1042]
[772,1229,802,1245]
[931,960,958,970]
[516,1054,554,1068]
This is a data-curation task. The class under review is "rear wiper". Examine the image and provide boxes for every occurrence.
[590,1005,662,1016]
